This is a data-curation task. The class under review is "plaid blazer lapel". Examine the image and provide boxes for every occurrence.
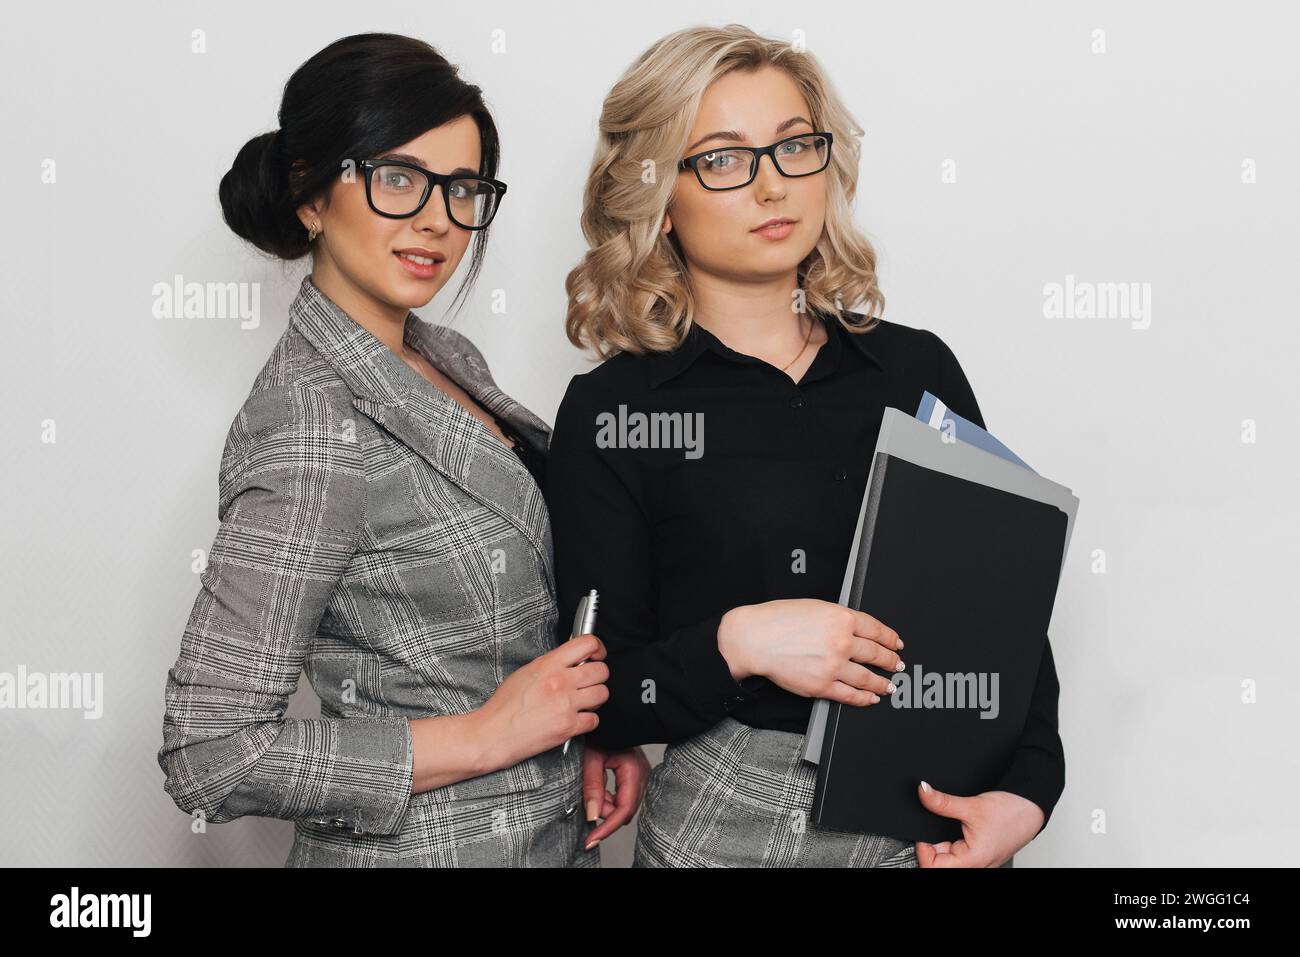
[413,321,553,455]
[288,276,555,598]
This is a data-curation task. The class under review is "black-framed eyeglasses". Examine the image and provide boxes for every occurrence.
[356,159,507,230]
[677,131,834,191]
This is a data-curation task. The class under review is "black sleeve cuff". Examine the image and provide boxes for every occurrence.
[995,748,1065,836]
[676,611,767,715]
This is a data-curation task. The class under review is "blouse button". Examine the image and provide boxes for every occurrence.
[789,395,804,409]
[834,467,848,481]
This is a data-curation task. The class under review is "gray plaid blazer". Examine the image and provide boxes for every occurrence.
[158,276,596,867]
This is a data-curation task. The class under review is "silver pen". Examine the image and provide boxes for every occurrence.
[562,589,599,756]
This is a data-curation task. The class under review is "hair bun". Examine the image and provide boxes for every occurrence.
[218,128,308,259]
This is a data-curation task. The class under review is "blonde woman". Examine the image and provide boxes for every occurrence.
[546,24,1064,867]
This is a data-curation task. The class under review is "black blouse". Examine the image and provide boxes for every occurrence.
[495,415,546,489]
[544,311,1066,832]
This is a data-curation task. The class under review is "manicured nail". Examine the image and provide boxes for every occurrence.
[585,839,600,851]
[894,660,906,672]
[883,682,895,694]
[586,798,600,823]
[920,780,932,793]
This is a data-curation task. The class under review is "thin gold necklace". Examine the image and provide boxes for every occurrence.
[780,314,816,372]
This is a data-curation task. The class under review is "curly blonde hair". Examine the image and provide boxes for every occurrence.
[565,23,884,359]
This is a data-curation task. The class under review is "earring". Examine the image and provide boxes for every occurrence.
[307,222,320,241]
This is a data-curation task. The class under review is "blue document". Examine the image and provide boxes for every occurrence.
[915,391,1033,472]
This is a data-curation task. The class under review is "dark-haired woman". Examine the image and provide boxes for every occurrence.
[157,33,649,867]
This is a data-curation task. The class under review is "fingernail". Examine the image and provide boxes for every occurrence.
[920,780,932,793]
[895,660,906,672]
[867,693,880,703]
[883,683,894,694]
[585,839,600,851]
[586,798,600,822]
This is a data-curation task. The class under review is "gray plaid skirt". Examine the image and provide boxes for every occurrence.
[633,716,919,868]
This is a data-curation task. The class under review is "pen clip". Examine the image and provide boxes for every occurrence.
[571,588,598,638]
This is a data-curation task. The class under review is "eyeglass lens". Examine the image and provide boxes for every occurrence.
[694,135,830,188]
[369,164,501,227]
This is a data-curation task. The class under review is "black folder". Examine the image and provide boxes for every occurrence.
[811,452,1069,843]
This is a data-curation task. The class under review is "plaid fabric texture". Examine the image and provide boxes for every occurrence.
[634,716,920,868]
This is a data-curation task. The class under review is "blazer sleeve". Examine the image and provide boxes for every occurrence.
[157,385,415,836]
[546,374,763,752]
[923,330,1066,834]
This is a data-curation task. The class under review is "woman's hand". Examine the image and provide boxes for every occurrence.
[717,599,904,706]
[580,744,652,851]
[913,782,1045,867]
[473,634,610,771]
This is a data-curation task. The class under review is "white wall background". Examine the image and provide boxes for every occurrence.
[1,0,1295,867]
